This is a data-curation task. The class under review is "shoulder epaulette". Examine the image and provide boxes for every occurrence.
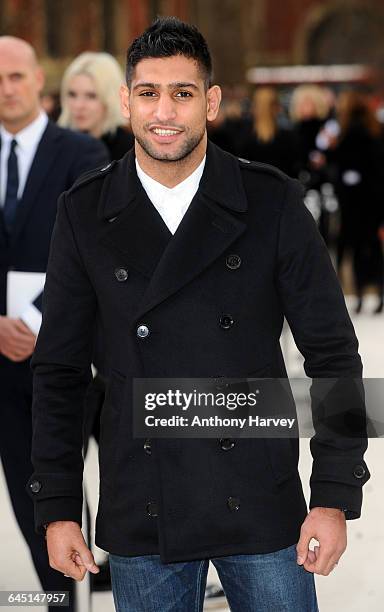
[69,160,117,194]
[238,157,288,182]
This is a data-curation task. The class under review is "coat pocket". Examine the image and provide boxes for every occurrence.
[98,369,126,488]
[247,366,298,487]
[263,438,298,486]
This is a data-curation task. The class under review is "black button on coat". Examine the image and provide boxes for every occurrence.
[27,143,370,564]
[226,254,241,270]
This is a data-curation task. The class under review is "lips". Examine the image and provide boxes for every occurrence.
[152,128,180,136]
[149,126,183,143]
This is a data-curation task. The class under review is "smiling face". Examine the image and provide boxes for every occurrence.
[65,73,106,137]
[0,37,44,133]
[120,55,221,167]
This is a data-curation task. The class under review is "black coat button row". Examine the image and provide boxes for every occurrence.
[226,254,242,270]
[29,480,42,494]
[138,320,233,334]
[353,465,366,479]
[114,267,129,282]
[219,314,234,329]
[227,496,240,511]
[146,502,158,517]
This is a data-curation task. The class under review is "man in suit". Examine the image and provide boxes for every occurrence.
[27,18,370,612]
[0,36,107,610]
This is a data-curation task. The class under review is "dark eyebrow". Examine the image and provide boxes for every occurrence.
[133,82,159,90]
[133,81,199,91]
[169,82,199,90]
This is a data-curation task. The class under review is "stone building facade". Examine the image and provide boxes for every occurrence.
[1,0,384,88]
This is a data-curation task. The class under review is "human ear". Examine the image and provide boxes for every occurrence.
[120,85,130,120]
[206,85,222,122]
[36,67,45,94]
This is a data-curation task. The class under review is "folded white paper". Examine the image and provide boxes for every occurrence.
[7,271,46,318]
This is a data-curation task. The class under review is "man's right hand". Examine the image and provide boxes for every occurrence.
[46,521,100,581]
[0,316,36,361]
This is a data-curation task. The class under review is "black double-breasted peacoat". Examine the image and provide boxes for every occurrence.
[27,142,370,563]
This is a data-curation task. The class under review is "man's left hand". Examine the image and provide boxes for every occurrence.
[296,507,347,575]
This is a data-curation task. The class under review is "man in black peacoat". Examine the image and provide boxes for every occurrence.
[26,18,370,608]
[27,139,370,559]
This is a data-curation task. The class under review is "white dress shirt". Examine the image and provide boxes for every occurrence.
[0,111,48,335]
[0,111,48,205]
[135,155,206,234]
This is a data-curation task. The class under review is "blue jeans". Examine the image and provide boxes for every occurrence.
[109,544,319,611]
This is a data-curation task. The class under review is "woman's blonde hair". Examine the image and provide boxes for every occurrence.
[59,52,126,135]
[289,84,329,122]
[251,87,280,143]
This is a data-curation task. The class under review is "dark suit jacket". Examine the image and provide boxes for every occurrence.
[27,142,370,563]
[0,120,108,320]
[101,126,134,162]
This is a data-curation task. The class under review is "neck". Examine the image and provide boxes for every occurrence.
[135,133,207,188]
[89,126,103,139]
[3,108,41,135]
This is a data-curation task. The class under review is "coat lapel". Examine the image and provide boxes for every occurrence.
[0,139,8,245]
[136,143,248,317]
[9,122,63,245]
[99,151,172,279]
[99,143,248,317]
[137,193,246,318]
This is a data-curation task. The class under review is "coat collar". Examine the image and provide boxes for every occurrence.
[97,140,248,221]
[99,141,248,318]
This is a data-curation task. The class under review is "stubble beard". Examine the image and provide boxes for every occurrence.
[134,127,206,163]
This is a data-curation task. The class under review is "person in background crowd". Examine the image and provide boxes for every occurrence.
[290,84,336,244]
[328,89,384,314]
[242,87,297,176]
[208,88,252,156]
[59,51,134,160]
[290,84,330,183]
[0,35,108,612]
[40,92,61,122]
[206,102,235,153]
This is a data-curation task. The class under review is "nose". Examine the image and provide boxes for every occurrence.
[153,93,177,123]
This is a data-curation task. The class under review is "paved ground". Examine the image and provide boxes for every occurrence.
[0,295,383,611]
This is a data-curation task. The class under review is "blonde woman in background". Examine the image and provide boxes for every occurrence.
[243,87,296,176]
[59,51,134,160]
[289,84,330,182]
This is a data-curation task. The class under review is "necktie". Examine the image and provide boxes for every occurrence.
[3,139,19,232]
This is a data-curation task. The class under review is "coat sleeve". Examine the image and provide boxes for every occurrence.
[26,190,97,533]
[275,178,370,519]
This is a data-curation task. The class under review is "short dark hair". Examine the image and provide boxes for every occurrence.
[126,16,213,90]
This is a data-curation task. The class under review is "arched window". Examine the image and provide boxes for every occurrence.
[307,6,384,65]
